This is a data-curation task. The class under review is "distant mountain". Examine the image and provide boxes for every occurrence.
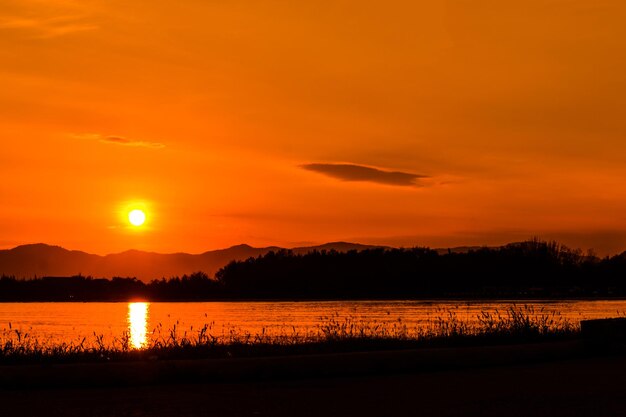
[433,246,489,255]
[0,242,382,282]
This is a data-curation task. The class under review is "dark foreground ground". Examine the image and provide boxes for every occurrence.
[2,344,625,417]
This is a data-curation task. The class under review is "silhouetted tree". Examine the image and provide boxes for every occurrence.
[0,240,624,301]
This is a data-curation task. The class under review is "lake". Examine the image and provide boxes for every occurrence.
[1,300,625,349]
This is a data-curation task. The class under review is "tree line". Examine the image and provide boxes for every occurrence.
[1,239,625,301]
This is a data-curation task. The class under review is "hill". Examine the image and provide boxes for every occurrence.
[0,242,380,282]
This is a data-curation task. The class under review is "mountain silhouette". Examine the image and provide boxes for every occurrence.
[0,242,380,282]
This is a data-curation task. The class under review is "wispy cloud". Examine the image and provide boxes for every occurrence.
[301,163,428,187]
[72,133,165,149]
[0,15,97,38]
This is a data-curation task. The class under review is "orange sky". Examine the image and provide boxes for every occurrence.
[2,0,626,255]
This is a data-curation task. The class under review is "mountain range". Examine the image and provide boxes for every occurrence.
[0,242,383,282]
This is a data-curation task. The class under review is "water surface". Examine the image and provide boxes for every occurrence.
[1,300,625,348]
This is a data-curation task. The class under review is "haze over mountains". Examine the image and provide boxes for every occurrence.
[0,243,382,282]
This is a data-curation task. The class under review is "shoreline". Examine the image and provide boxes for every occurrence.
[1,339,620,390]
[2,296,626,303]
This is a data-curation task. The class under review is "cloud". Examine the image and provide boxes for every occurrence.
[103,136,165,149]
[301,163,428,186]
[0,16,97,38]
[72,133,165,149]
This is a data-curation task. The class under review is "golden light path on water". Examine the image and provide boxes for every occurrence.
[128,302,149,349]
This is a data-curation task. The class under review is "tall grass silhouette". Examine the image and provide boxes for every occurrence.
[0,306,578,364]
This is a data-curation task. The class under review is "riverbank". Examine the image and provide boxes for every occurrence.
[0,338,621,389]
[2,341,625,417]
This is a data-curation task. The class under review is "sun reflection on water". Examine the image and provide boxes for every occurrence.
[128,302,149,349]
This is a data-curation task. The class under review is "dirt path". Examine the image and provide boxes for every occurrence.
[2,354,625,417]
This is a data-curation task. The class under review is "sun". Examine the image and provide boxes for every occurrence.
[128,209,146,227]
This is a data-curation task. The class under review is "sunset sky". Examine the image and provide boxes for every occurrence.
[2,0,626,255]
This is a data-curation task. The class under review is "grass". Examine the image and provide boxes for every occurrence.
[0,306,579,364]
